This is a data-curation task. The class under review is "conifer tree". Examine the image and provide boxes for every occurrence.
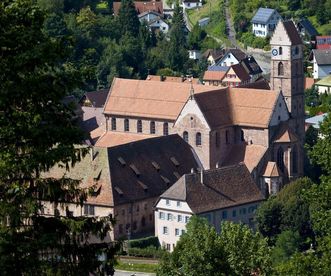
[0,1,116,274]
[117,0,140,36]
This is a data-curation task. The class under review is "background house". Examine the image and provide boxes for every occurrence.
[316,36,331,50]
[296,18,319,43]
[315,75,331,94]
[138,11,169,33]
[215,48,246,67]
[202,48,225,65]
[181,0,202,10]
[311,49,331,79]
[222,64,251,87]
[251,8,281,37]
[155,163,264,251]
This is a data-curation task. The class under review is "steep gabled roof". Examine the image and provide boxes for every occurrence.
[104,78,219,120]
[224,48,247,62]
[160,163,264,214]
[203,70,226,81]
[312,49,331,65]
[45,135,199,207]
[273,123,299,143]
[107,134,199,205]
[298,18,319,37]
[80,89,109,108]
[221,144,267,172]
[194,87,279,128]
[238,78,270,90]
[231,63,250,81]
[283,20,303,45]
[240,56,263,75]
[263,161,282,177]
[252,8,277,24]
[113,1,163,16]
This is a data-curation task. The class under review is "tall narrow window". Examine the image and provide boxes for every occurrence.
[111,117,116,130]
[241,130,245,141]
[183,131,188,143]
[150,121,155,134]
[292,146,298,174]
[124,119,129,131]
[163,122,168,136]
[225,130,229,144]
[277,147,284,172]
[278,62,284,76]
[216,131,220,147]
[196,132,202,146]
[279,46,282,55]
[295,46,299,55]
[137,120,142,133]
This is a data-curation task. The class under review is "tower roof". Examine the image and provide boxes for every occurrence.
[271,20,302,46]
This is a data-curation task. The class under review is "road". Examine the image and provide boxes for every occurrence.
[114,270,155,276]
[224,0,237,48]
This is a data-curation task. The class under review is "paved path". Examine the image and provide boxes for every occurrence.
[114,270,156,276]
[224,0,238,48]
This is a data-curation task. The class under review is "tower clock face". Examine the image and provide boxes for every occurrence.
[272,49,278,56]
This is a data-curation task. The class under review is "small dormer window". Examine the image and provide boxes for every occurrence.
[137,120,142,133]
[124,119,129,131]
[111,117,116,130]
[150,121,156,134]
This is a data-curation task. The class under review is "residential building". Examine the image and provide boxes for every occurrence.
[316,36,331,50]
[146,75,200,84]
[296,18,319,42]
[311,49,331,79]
[181,0,202,10]
[43,134,200,241]
[155,163,265,251]
[188,49,201,60]
[240,56,263,80]
[215,48,246,67]
[138,11,169,33]
[203,66,228,86]
[113,1,163,16]
[315,75,331,94]
[252,8,282,37]
[202,48,225,65]
[222,63,251,87]
[305,113,327,130]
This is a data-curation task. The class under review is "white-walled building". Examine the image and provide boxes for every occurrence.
[155,164,265,251]
[311,49,331,79]
[251,8,281,37]
[181,0,202,10]
[138,11,169,33]
[215,48,246,67]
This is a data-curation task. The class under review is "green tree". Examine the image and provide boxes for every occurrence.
[188,24,207,50]
[157,216,229,276]
[0,1,116,274]
[272,230,301,264]
[117,0,140,36]
[219,222,272,276]
[256,178,314,245]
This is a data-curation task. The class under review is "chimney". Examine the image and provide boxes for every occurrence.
[200,169,204,184]
[160,75,165,81]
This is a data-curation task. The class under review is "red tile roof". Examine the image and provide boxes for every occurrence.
[113,1,163,15]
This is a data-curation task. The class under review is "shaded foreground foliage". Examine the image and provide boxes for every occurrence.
[0,0,117,274]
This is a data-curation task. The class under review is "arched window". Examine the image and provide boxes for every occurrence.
[295,46,299,55]
[279,46,282,55]
[163,122,168,136]
[277,147,284,172]
[124,118,129,132]
[150,121,155,134]
[225,130,229,144]
[196,132,202,146]
[183,131,188,143]
[292,146,298,174]
[137,120,142,133]
[241,130,245,141]
[278,62,284,76]
[111,117,116,130]
[215,131,220,148]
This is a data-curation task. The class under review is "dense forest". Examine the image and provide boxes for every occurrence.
[36,0,210,96]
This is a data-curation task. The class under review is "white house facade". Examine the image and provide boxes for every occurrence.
[252,8,281,38]
[312,49,331,79]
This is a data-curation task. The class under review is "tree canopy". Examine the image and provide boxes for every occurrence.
[0,0,116,274]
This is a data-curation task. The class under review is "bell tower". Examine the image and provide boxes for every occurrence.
[270,20,305,142]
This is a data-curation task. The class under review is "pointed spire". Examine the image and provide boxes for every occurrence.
[189,77,194,99]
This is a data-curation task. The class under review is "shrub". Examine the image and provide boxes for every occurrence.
[128,236,160,249]
[128,246,167,259]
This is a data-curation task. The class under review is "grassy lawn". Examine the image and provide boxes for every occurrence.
[187,0,221,26]
[308,16,331,35]
[115,261,158,273]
